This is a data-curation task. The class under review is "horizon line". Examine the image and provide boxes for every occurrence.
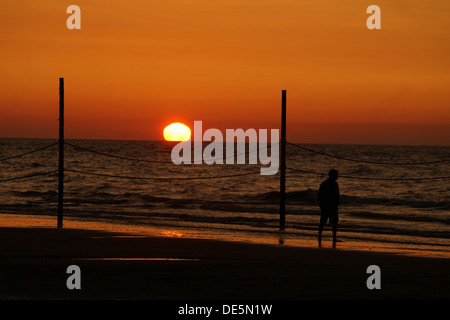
[1,136,449,148]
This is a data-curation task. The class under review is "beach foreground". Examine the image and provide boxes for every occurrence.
[0,217,449,300]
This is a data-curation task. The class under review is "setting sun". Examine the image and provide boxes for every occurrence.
[163,122,191,141]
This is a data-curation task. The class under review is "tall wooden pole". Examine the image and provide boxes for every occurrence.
[57,78,64,228]
[280,90,286,230]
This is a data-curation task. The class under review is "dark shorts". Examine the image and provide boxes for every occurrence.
[320,207,339,225]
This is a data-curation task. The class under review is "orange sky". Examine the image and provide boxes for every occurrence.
[1,0,449,145]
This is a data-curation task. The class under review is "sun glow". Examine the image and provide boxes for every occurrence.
[163,122,191,141]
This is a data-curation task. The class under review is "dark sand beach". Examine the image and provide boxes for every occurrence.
[0,215,449,300]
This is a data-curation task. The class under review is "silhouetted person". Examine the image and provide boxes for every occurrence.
[318,169,340,248]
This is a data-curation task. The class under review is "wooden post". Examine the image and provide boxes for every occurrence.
[280,90,286,230]
[57,78,64,228]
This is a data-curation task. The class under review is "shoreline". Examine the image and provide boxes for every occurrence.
[1,213,448,259]
[0,213,449,299]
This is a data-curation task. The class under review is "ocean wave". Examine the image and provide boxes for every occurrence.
[340,195,450,210]
[10,190,57,200]
[255,189,318,202]
[348,164,381,175]
[9,187,450,211]
[253,189,450,209]
[347,210,450,225]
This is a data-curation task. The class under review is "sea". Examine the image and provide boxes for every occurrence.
[1,138,449,258]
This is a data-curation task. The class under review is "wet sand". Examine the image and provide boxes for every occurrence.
[0,215,449,300]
